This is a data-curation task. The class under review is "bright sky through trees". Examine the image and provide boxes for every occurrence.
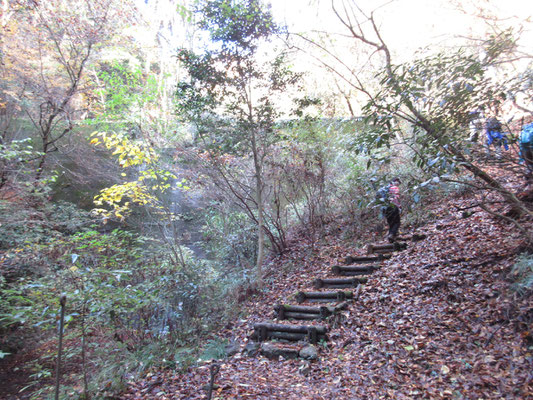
[266,0,532,59]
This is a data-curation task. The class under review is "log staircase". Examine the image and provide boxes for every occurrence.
[251,241,407,358]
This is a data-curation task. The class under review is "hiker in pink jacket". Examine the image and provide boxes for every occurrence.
[384,177,401,242]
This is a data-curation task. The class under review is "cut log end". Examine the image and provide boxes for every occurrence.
[313,279,324,289]
[295,291,306,303]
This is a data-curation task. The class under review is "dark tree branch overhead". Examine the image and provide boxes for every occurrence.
[318,0,533,241]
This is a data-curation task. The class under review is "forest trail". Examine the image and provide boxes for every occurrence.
[121,187,533,399]
[251,245,399,356]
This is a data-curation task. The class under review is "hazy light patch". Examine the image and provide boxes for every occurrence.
[267,0,532,58]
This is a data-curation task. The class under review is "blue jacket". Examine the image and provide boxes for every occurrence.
[486,130,509,150]
[520,123,533,145]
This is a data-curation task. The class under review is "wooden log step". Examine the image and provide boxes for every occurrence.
[279,312,322,321]
[254,322,327,334]
[372,248,396,255]
[275,303,348,314]
[253,323,328,344]
[366,242,407,255]
[313,277,367,289]
[274,302,349,320]
[331,264,379,276]
[344,255,390,264]
[255,330,328,343]
[295,290,354,303]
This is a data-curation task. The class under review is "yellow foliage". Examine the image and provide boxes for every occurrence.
[88,131,185,221]
[89,131,158,168]
[93,181,159,221]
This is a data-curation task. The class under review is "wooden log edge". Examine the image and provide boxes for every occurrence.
[313,279,324,289]
[344,255,389,264]
[281,312,323,320]
[295,290,354,303]
[275,304,324,314]
[254,322,327,335]
[254,330,324,342]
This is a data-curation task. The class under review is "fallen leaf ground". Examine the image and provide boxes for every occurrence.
[122,179,533,399]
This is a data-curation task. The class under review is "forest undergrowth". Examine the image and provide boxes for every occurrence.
[122,167,533,399]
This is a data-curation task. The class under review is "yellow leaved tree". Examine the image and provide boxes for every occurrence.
[90,131,182,221]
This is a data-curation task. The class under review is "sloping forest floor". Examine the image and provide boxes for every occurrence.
[122,172,533,399]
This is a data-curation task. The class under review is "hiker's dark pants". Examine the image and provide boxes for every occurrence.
[522,143,533,174]
[385,205,401,238]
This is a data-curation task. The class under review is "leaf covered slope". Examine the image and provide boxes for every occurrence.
[122,187,532,399]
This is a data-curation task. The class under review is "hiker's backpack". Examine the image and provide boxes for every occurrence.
[486,117,502,132]
[375,185,390,204]
[521,123,533,144]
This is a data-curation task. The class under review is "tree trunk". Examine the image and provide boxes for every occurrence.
[250,120,265,281]
[380,40,533,222]
[34,136,49,182]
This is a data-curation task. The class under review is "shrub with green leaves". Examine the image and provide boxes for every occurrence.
[1,207,244,398]
[203,207,257,269]
[0,200,93,251]
[511,254,533,296]
[0,138,43,190]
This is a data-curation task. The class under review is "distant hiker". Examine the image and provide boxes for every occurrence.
[485,117,509,158]
[382,177,401,243]
[519,122,533,175]
[468,110,484,143]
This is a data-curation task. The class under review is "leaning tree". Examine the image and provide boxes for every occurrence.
[295,0,533,242]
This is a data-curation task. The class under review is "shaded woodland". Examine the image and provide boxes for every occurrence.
[0,0,532,398]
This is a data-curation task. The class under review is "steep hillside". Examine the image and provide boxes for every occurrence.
[121,182,533,399]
